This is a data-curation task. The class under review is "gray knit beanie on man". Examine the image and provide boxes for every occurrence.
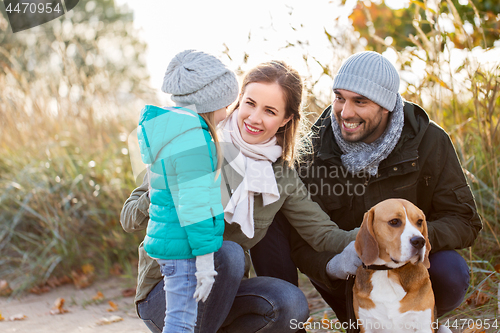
[332,51,400,112]
[161,49,238,114]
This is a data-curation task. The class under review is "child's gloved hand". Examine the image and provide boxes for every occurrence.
[193,252,217,302]
[326,241,362,280]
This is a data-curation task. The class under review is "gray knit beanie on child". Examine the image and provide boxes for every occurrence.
[161,49,238,114]
[332,51,400,112]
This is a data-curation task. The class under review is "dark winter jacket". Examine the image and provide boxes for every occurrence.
[291,101,482,289]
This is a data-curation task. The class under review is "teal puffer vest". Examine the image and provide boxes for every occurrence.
[137,105,224,259]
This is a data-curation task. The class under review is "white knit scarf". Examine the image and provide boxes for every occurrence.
[330,94,405,176]
[220,110,282,238]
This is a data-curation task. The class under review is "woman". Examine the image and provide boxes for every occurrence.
[121,61,358,332]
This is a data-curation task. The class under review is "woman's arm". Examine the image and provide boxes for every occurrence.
[120,172,150,233]
[279,167,358,253]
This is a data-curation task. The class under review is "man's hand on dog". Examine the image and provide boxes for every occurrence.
[326,241,362,280]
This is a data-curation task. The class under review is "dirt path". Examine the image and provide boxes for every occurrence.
[0,274,338,333]
[0,277,148,333]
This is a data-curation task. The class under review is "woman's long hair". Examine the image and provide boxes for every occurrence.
[227,60,306,167]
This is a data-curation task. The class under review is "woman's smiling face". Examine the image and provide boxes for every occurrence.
[237,82,291,144]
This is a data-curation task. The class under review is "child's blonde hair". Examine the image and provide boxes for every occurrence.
[199,112,223,178]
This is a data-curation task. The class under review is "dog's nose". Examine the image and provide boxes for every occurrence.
[410,236,425,249]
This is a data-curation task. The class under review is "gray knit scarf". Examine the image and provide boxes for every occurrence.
[330,94,405,176]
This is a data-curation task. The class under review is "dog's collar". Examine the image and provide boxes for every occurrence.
[362,262,411,271]
[362,263,395,271]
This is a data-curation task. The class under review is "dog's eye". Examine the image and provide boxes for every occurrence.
[416,219,423,227]
[388,219,402,227]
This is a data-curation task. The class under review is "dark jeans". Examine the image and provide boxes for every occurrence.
[251,211,471,322]
[138,241,309,333]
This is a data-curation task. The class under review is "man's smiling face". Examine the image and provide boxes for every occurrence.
[332,89,390,144]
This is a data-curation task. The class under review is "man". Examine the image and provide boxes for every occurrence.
[249,51,482,327]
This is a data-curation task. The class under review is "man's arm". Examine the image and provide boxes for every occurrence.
[120,172,150,233]
[425,125,482,252]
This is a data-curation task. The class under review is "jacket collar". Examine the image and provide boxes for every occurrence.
[312,102,430,172]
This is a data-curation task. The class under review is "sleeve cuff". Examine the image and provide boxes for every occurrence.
[138,192,150,217]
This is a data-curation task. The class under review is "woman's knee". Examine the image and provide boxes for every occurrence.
[277,281,310,323]
[263,278,309,331]
[222,277,308,332]
[137,281,166,333]
[215,241,245,281]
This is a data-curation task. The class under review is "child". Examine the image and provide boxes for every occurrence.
[137,49,238,333]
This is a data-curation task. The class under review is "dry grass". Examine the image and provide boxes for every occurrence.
[0,0,499,330]
[0,1,156,292]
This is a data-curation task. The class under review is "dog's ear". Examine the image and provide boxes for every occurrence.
[355,208,379,266]
[421,217,431,269]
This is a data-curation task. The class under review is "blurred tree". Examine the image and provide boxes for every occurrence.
[0,0,154,291]
[342,0,500,51]
[0,0,154,130]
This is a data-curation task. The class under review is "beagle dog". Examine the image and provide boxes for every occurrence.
[353,199,452,333]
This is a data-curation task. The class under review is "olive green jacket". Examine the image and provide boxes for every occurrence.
[120,161,358,313]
